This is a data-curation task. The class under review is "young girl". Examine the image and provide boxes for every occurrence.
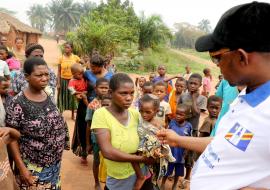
[202,68,212,97]
[91,73,154,190]
[134,76,146,108]
[132,94,175,190]
[85,78,109,190]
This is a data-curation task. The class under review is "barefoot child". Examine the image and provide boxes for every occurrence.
[85,78,109,190]
[202,68,212,97]
[132,94,175,190]
[169,77,187,119]
[199,95,222,137]
[178,73,207,185]
[153,81,172,128]
[161,104,192,190]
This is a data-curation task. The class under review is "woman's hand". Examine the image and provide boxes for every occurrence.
[156,129,180,147]
[19,167,36,186]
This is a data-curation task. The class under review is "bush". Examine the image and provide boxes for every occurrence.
[143,56,157,72]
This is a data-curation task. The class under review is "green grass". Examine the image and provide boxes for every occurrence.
[115,47,220,77]
[181,48,211,60]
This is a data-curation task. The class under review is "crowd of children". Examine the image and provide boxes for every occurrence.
[0,37,224,190]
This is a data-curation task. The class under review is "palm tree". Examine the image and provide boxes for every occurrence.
[27,5,50,32]
[198,19,211,33]
[48,0,81,33]
[76,0,97,16]
[138,14,172,51]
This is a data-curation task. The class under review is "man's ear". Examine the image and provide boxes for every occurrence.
[237,48,249,66]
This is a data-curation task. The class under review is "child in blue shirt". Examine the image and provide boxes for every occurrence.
[160,104,192,190]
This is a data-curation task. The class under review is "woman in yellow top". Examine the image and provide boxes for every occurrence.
[57,42,80,118]
[91,73,154,190]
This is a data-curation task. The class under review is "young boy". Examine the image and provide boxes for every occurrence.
[215,74,223,89]
[152,65,173,102]
[153,81,172,128]
[149,72,156,83]
[85,78,109,190]
[202,68,212,97]
[169,77,187,119]
[68,63,88,98]
[161,104,192,190]
[142,81,154,95]
[178,73,207,184]
[199,95,222,137]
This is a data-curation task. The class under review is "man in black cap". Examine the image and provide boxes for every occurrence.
[157,2,270,189]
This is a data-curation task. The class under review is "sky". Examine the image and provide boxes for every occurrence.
[0,0,267,29]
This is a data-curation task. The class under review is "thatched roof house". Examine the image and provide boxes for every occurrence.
[0,12,42,48]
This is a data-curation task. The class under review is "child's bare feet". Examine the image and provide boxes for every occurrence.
[133,176,146,190]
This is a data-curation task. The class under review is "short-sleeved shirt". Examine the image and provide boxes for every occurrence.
[59,54,80,79]
[91,107,140,179]
[85,98,101,122]
[5,92,67,167]
[202,77,211,93]
[0,60,10,77]
[199,117,216,136]
[169,120,192,163]
[178,92,207,130]
[191,80,270,189]
[155,100,172,127]
[68,78,88,95]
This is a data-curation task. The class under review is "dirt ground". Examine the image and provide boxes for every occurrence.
[39,38,217,190]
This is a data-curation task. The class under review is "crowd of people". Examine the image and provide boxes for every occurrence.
[1,1,270,190]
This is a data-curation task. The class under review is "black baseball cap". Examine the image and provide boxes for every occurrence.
[195,1,270,52]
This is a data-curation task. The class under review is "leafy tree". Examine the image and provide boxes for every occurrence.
[0,7,16,15]
[172,22,205,49]
[90,0,139,42]
[27,4,50,32]
[198,19,211,33]
[138,14,172,51]
[48,0,81,33]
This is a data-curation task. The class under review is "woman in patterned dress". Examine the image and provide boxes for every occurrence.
[6,57,69,190]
